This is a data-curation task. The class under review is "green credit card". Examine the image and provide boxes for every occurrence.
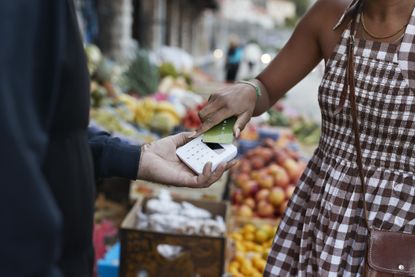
[202,116,237,144]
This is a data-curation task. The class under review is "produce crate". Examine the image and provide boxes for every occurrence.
[129,171,230,202]
[225,218,280,277]
[119,197,230,277]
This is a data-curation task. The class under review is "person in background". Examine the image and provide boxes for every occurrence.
[0,1,234,276]
[195,0,415,275]
[81,0,99,43]
[225,37,243,83]
[243,40,262,79]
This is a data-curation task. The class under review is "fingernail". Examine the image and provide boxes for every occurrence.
[188,131,197,138]
[235,128,240,138]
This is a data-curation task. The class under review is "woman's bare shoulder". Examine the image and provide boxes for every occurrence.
[306,0,354,59]
[310,0,352,27]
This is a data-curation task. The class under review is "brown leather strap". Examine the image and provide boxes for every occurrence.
[341,6,371,231]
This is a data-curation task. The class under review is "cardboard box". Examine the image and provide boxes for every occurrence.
[119,197,229,277]
[129,171,230,202]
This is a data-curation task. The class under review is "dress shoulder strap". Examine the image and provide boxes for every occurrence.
[398,7,415,90]
[333,0,362,31]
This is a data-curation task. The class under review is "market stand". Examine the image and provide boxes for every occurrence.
[87,45,320,277]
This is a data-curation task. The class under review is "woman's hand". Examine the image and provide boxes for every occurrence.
[137,132,237,188]
[194,0,335,139]
[196,83,259,138]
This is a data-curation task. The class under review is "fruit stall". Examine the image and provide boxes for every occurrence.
[87,45,320,277]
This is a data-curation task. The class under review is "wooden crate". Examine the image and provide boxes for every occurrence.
[119,197,230,277]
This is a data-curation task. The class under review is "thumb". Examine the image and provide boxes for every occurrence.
[171,132,194,147]
[233,112,252,139]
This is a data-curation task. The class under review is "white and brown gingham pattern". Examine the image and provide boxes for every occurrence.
[265,5,415,277]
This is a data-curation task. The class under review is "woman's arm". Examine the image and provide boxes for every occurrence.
[197,0,349,137]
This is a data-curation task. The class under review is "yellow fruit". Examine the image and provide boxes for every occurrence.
[243,224,256,234]
[240,262,254,275]
[252,254,262,263]
[263,240,273,248]
[134,98,157,126]
[243,232,255,241]
[233,252,245,264]
[244,241,256,251]
[261,224,275,237]
[235,241,246,252]
[254,244,264,253]
[150,112,179,133]
[251,269,263,277]
[229,261,240,270]
[253,258,267,272]
[231,232,243,241]
[156,102,180,121]
[229,266,239,276]
[255,229,269,244]
[262,249,270,260]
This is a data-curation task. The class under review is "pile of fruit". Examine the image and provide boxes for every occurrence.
[228,223,277,277]
[86,44,207,137]
[120,95,182,134]
[90,107,159,144]
[231,138,307,219]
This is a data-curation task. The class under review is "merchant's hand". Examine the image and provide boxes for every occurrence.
[137,132,237,188]
[194,81,267,139]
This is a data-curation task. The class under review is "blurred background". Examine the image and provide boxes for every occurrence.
[80,1,324,276]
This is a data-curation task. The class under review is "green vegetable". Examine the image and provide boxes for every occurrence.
[159,63,179,79]
[121,49,159,96]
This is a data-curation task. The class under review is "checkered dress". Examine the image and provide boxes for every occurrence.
[265,3,415,276]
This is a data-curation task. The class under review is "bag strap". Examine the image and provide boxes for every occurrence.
[342,7,372,231]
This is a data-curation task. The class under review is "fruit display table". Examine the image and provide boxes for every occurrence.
[224,125,314,277]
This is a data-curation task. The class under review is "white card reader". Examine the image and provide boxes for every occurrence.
[176,136,237,174]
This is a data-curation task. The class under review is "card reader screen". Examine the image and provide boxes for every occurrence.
[205,142,225,154]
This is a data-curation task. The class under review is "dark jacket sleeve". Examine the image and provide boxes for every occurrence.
[0,1,65,276]
[88,126,141,180]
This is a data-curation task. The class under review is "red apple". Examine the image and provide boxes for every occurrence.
[285,185,296,199]
[257,147,274,163]
[240,180,258,196]
[255,189,270,202]
[243,197,256,209]
[274,149,289,166]
[252,169,267,183]
[235,173,250,187]
[250,183,260,197]
[250,170,261,181]
[282,159,303,183]
[239,204,253,217]
[269,165,290,188]
[250,156,265,170]
[239,160,252,173]
[232,190,244,205]
[268,187,286,207]
[257,200,275,218]
[267,164,281,175]
[258,175,274,189]
[274,167,290,188]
